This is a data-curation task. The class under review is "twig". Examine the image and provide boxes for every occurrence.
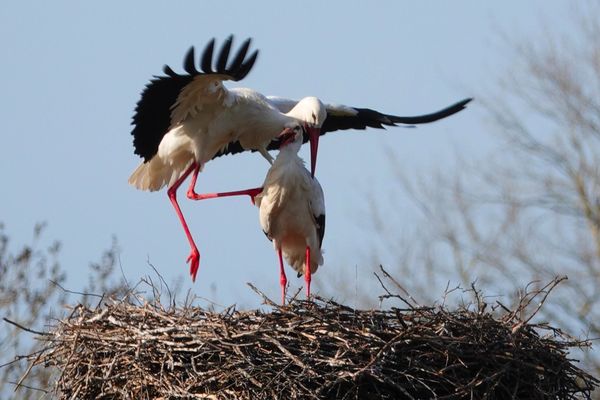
[374,270,416,309]
[379,265,421,307]
[14,348,46,392]
[246,282,279,307]
[49,279,103,298]
[512,275,568,333]
[3,318,49,336]
[146,258,172,303]
[7,381,48,394]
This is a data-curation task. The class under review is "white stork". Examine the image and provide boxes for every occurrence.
[255,127,325,304]
[128,35,471,283]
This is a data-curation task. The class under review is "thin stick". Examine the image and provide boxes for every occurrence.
[246,282,279,307]
[379,265,421,307]
[49,279,103,298]
[2,318,48,336]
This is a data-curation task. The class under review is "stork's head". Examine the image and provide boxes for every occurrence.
[278,125,303,151]
[286,96,326,177]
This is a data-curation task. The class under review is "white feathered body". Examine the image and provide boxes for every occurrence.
[129,87,295,191]
[255,138,325,275]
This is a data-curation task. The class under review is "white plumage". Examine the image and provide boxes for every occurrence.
[255,128,326,303]
[129,90,325,192]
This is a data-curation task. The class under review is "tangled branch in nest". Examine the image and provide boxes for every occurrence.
[19,274,600,399]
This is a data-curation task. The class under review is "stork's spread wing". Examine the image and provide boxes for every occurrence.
[131,36,258,162]
[265,97,472,153]
[211,97,472,160]
[321,98,473,133]
[265,96,298,114]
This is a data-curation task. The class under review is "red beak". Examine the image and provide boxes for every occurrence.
[308,127,320,177]
[278,127,296,146]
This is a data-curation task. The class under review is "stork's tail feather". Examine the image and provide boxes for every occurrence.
[286,249,324,276]
[128,157,192,192]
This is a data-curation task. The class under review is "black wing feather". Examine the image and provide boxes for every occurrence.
[388,98,472,124]
[315,214,325,248]
[212,141,246,159]
[235,50,259,81]
[183,47,197,75]
[210,98,472,160]
[131,75,194,161]
[131,36,258,162]
[321,98,473,133]
[162,65,177,76]
[216,36,233,72]
[200,38,215,73]
[226,38,251,74]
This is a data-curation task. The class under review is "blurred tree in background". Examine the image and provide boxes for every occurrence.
[0,223,65,398]
[362,2,600,379]
[0,223,128,398]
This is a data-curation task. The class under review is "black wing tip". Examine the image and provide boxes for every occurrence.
[315,214,326,248]
[234,49,258,81]
[205,35,258,80]
[435,97,474,117]
[162,65,177,77]
[239,37,252,47]
[237,37,253,58]
[200,38,215,73]
[387,97,474,125]
[216,36,234,72]
[158,36,257,80]
[456,97,474,108]
[183,46,198,75]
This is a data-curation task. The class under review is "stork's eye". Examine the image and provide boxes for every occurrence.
[293,125,302,133]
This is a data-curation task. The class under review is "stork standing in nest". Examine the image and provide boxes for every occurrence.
[255,127,326,304]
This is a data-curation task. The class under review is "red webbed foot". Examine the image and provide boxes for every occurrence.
[187,247,200,282]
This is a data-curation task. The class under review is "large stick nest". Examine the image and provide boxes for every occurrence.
[22,277,599,399]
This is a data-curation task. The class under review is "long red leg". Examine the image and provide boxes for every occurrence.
[169,162,263,282]
[167,163,201,282]
[278,248,287,305]
[186,164,263,204]
[305,246,312,299]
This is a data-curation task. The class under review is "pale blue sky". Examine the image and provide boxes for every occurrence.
[0,2,570,306]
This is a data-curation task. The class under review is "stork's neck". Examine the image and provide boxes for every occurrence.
[274,140,303,165]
